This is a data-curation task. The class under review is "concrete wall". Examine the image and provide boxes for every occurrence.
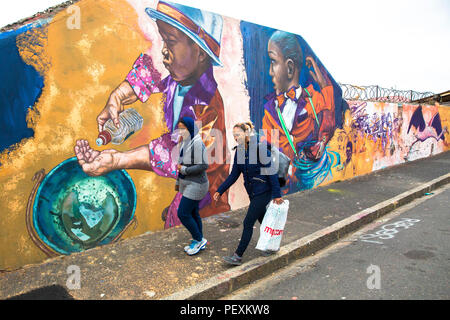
[1,0,448,271]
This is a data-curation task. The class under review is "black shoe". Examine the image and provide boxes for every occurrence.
[223,253,243,266]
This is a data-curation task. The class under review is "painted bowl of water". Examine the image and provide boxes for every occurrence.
[32,157,136,255]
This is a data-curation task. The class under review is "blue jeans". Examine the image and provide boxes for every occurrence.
[177,196,203,242]
[236,191,272,257]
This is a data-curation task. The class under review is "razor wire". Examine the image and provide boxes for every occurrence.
[339,83,435,103]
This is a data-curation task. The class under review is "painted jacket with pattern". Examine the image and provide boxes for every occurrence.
[262,84,335,160]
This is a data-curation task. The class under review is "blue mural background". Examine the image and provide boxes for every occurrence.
[0,24,44,154]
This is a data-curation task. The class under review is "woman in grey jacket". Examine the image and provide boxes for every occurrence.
[176,117,209,255]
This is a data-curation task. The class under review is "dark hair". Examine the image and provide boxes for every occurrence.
[179,117,198,139]
[269,31,303,71]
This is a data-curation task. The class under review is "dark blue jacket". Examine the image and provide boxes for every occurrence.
[217,137,281,200]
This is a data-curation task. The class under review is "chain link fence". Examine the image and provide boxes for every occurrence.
[339,83,435,103]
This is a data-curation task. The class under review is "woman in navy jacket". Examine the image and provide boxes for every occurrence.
[214,122,283,265]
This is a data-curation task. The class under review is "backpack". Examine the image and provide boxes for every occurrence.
[258,142,291,187]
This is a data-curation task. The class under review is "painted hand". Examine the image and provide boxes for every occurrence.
[305,56,327,90]
[74,140,118,176]
[304,139,326,161]
[97,81,137,132]
[213,192,221,202]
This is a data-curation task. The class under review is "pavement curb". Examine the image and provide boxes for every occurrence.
[162,172,450,300]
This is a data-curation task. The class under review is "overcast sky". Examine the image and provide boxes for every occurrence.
[1,0,449,93]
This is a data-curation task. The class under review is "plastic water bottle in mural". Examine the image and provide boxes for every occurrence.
[96,108,143,146]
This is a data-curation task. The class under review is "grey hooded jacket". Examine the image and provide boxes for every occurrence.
[176,134,209,201]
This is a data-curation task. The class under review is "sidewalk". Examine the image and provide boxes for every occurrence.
[1,151,449,300]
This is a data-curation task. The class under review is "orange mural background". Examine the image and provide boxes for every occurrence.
[0,0,175,270]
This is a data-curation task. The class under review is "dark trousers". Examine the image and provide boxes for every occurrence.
[236,191,272,257]
[177,196,203,242]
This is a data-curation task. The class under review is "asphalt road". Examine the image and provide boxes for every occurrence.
[226,185,450,300]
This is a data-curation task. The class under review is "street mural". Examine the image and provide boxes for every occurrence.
[0,0,449,270]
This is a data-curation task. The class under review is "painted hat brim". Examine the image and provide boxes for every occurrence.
[145,7,223,67]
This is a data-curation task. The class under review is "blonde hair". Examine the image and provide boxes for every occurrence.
[233,121,254,134]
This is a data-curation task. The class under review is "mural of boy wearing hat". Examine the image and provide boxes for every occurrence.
[76,1,230,229]
[261,31,336,192]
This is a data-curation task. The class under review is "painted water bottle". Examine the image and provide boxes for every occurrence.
[96,108,143,146]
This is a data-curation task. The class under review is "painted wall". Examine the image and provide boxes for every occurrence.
[0,0,448,271]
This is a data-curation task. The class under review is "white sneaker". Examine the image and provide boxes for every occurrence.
[186,238,207,255]
[184,238,207,252]
[184,240,194,253]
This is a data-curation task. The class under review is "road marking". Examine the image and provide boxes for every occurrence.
[359,218,421,245]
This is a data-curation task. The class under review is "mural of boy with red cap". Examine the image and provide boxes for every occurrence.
[75,1,230,229]
[261,30,337,192]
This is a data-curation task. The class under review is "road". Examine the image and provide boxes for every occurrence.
[225,185,450,300]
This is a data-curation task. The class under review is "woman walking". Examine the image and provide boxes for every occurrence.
[214,122,283,265]
[176,117,209,255]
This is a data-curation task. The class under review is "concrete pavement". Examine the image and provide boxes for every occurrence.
[225,184,450,300]
[1,151,449,300]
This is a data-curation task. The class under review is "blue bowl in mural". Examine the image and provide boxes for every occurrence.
[33,157,136,255]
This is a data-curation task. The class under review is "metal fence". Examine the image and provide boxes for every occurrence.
[339,83,435,103]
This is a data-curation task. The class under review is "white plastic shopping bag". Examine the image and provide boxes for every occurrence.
[256,199,289,252]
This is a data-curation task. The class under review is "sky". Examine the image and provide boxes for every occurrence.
[1,0,449,94]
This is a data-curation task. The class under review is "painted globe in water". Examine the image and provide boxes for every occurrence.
[33,157,136,255]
